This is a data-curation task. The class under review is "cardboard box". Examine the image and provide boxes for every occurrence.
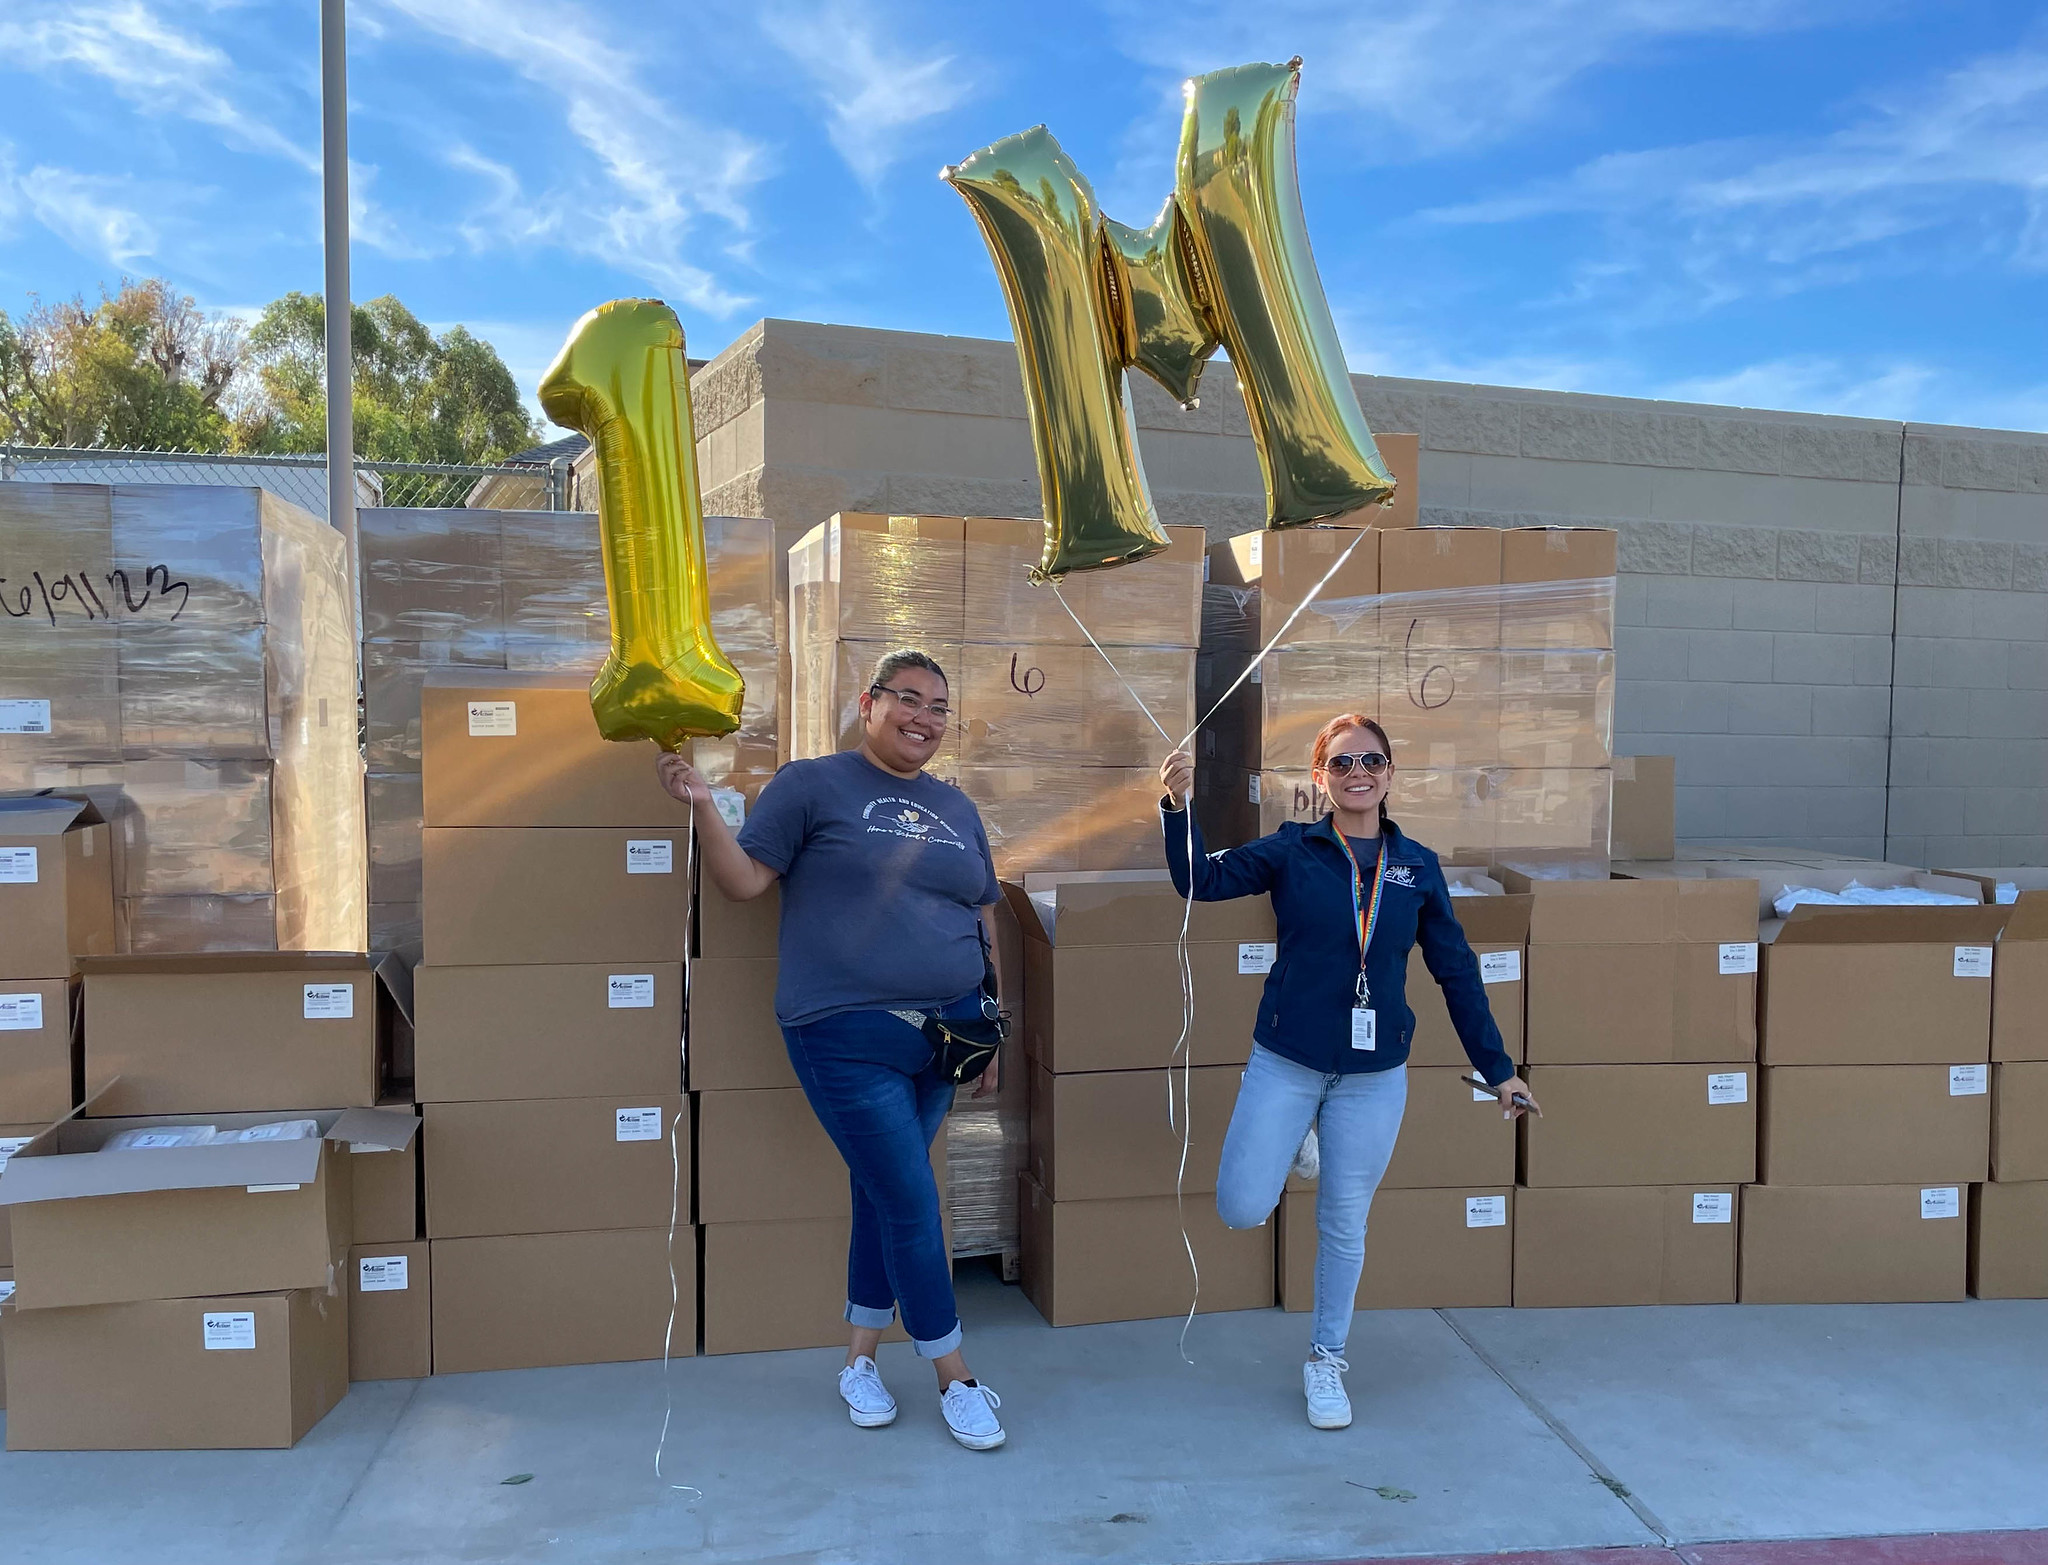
[419,672,701,829]
[1017,1174,1273,1326]
[1499,528,1618,651]
[1278,1186,1512,1311]
[1383,1068,1517,1190]
[695,1087,947,1225]
[80,953,406,1117]
[1406,894,1528,1068]
[1970,1180,2048,1299]
[696,873,779,959]
[1378,527,1503,646]
[422,1096,687,1239]
[1,1105,413,1309]
[1496,651,1613,772]
[1992,892,2048,1062]
[4,1287,348,1450]
[1008,879,1274,1072]
[1503,873,1759,1065]
[430,1227,689,1373]
[0,976,76,1123]
[0,1123,39,1268]
[1740,1184,1968,1304]
[1761,905,2008,1065]
[0,1266,11,1409]
[685,957,795,1091]
[1214,527,1380,648]
[702,1217,917,1355]
[793,513,968,644]
[962,519,1206,650]
[1991,1062,2048,1182]
[414,963,683,1102]
[1521,1064,1756,1187]
[0,796,117,979]
[421,827,689,966]
[1512,1186,1739,1307]
[1611,756,1676,861]
[349,1107,420,1244]
[1028,1064,1238,1200]
[348,1240,430,1380]
[1760,1065,1990,1185]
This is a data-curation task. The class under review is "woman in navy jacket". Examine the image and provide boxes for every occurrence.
[1160,712,1536,1432]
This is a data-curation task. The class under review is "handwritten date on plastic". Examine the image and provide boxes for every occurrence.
[3,564,191,624]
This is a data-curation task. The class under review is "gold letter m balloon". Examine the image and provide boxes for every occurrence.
[539,299,744,751]
[945,59,1395,580]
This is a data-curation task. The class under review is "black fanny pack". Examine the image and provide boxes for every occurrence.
[899,929,1007,1085]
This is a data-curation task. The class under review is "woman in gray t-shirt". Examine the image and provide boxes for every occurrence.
[657,649,1008,1451]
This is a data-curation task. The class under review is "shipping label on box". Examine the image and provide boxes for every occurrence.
[1707,1071,1749,1104]
[1719,942,1758,975]
[202,1311,258,1351]
[1920,1186,1961,1219]
[1466,1195,1508,1228]
[0,699,55,735]
[467,701,517,737]
[607,973,655,1009]
[0,847,38,883]
[615,1106,664,1142]
[1954,945,1993,978]
[302,982,355,1020]
[1480,949,1522,983]
[625,839,673,874]
[1692,1192,1734,1224]
[0,992,44,1030]
[358,1254,410,1292]
[1949,1064,1989,1096]
[1237,943,1275,975]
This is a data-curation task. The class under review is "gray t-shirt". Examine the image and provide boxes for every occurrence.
[737,751,1001,1027]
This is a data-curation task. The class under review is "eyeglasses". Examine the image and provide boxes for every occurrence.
[1322,751,1391,776]
[870,684,952,722]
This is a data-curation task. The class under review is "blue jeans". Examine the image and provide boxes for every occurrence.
[781,1003,965,1359]
[1216,1045,1408,1355]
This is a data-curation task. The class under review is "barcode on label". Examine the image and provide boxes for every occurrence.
[626,839,674,874]
[0,699,52,734]
[1237,943,1276,975]
[0,992,45,1030]
[1465,1195,1508,1228]
[1953,946,1993,979]
[0,846,39,884]
[1718,942,1759,975]
[1949,1064,1988,1096]
[303,983,355,1020]
[358,1255,410,1292]
[203,1311,257,1350]
[1707,1072,1749,1105]
[1920,1187,1961,1220]
[466,701,517,737]
[1479,949,1521,984]
[608,973,656,1009]
[1692,1192,1734,1224]
[616,1106,664,1141]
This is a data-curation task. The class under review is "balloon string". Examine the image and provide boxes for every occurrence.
[1046,526,1366,1365]
[655,794,703,1499]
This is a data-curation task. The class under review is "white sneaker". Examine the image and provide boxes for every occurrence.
[1291,1123,1321,1182]
[939,1380,1005,1450]
[838,1356,897,1428]
[1303,1345,1351,1430]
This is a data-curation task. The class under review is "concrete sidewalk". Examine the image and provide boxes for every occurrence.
[2,1266,2044,1565]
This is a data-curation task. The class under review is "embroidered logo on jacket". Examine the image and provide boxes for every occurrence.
[1384,865,1417,888]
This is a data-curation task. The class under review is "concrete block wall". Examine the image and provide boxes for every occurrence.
[680,319,2048,866]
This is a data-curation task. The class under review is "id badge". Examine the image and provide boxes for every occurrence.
[1350,1006,1376,1052]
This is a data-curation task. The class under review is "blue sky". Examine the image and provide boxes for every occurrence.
[2,0,2045,436]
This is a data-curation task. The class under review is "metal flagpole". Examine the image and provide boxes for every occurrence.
[320,0,358,641]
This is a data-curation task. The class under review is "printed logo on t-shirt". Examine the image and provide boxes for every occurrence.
[862,796,969,851]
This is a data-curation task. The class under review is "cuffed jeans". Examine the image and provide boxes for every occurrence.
[781,1004,965,1359]
[1216,1045,1408,1355]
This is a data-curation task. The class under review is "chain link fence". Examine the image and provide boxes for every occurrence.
[0,443,574,514]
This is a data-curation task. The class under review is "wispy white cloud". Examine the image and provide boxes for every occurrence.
[0,1,315,170]
[366,0,767,313]
[1109,0,1851,157]
[760,0,971,189]
[10,165,160,266]
[1425,43,2048,315]
[1656,356,1937,419]
[349,159,445,261]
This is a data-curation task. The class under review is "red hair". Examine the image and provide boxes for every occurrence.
[1310,713,1392,771]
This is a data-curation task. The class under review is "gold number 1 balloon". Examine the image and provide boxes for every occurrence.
[945,59,1395,579]
[538,299,744,751]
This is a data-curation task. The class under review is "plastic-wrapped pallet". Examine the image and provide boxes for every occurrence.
[946,1098,1027,1260]
[359,507,784,961]
[1199,523,1617,876]
[788,513,1202,879]
[1,483,366,951]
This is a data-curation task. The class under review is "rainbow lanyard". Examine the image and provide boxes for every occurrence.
[1333,827,1388,1008]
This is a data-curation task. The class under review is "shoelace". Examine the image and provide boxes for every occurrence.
[843,1361,891,1403]
[947,1382,1001,1416]
[1308,1346,1350,1386]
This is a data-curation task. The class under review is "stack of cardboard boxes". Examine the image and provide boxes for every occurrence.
[416,677,693,1373]
[0,483,365,954]
[1199,518,1617,876]
[1965,878,2048,1299]
[363,509,783,965]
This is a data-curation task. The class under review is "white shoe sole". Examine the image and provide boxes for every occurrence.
[846,1404,897,1428]
[946,1423,1007,1450]
[1307,1407,1352,1430]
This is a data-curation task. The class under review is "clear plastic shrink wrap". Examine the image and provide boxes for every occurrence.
[1,483,366,949]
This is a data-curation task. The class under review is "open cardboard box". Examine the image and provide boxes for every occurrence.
[0,795,116,980]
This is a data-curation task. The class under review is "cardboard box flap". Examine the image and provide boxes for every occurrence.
[1451,893,1531,944]
[371,950,415,1027]
[326,1105,420,1153]
[1998,889,2048,942]
[1773,904,2011,945]
[0,795,104,836]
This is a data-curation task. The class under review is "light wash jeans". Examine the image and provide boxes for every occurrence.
[1216,1045,1408,1354]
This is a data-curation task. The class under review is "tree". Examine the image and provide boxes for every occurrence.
[237,292,538,464]
[0,279,241,449]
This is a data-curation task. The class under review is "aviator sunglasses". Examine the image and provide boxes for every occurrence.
[1322,750,1391,776]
